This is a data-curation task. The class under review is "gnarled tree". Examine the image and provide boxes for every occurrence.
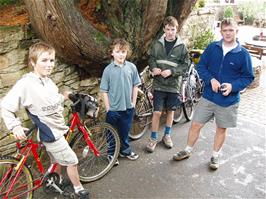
[23,0,197,76]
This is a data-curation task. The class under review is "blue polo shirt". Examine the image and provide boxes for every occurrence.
[100,61,141,111]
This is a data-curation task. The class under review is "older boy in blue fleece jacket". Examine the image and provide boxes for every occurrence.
[173,18,254,170]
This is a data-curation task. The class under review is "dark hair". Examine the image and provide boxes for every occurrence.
[108,38,132,59]
[163,16,179,28]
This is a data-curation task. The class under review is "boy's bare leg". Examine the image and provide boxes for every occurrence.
[67,165,82,187]
[165,110,174,127]
[187,122,204,147]
[151,111,162,132]
[213,126,227,152]
[54,164,62,175]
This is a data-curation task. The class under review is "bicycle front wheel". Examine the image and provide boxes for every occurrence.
[0,156,33,199]
[173,105,183,124]
[70,122,120,182]
[129,98,151,140]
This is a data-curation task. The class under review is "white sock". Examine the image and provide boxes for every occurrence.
[185,145,193,153]
[74,185,84,194]
[59,175,63,184]
[212,150,220,158]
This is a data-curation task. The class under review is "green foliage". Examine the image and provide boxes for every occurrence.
[195,0,206,8]
[0,0,17,6]
[224,6,234,18]
[191,27,215,50]
[237,0,266,25]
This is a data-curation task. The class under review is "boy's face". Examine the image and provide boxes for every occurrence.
[163,24,177,41]
[32,51,55,78]
[111,44,127,65]
[220,24,238,44]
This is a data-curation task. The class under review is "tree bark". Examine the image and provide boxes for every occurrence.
[23,0,196,76]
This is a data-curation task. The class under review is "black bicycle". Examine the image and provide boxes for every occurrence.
[129,67,153,140]
[173,61,203,123]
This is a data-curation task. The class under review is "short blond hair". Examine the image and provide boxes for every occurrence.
[28,41,55,68]
[221,18,238,29]
[108,38,132,59]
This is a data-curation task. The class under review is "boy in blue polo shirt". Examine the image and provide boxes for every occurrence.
[100,38,141,160]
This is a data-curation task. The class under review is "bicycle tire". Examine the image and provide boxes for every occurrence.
[173,105,183,124]
[0,156,33,199]
[183,100,195,121]
[129,97,151,140]
[70,122,120,182]
[194,77,203,103]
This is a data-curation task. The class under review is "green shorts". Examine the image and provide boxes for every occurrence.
[193,98,239,128]
[43,136,78,166]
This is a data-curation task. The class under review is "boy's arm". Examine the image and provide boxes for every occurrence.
[101,92,110,112]
[148,42,162,76]
[171,45,190,77]
[131,86,139,107]
[1,107,28,139]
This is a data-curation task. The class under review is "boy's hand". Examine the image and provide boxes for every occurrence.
[152,68,161,76]
[161,69,172,78]
[219,83,232,96]
[63,91,72,100]
[210,78,220,93]
[12,126,29,140]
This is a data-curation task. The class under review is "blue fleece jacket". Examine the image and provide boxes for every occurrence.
[197,40,254,107]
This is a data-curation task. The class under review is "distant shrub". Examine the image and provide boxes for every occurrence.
[188,24,215,50]
[197,0,206,8]
[224,6,234,18]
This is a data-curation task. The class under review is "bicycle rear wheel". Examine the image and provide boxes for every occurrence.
[183,100,195,121]
[70,122,120,182]
[0,156,33,199]
[129,98,151,140]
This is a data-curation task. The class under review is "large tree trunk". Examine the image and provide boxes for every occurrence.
[23,0,196,76]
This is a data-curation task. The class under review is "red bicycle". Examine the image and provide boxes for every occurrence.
[0,93,120,199]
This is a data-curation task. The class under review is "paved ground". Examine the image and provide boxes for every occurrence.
[35,26,266,199]
[85,69,266,199]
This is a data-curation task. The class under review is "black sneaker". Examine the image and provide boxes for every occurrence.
[173,150,191,161]
[76,189,90,199]
[209,156,219,170]
[107,155,119,166]
[119,152,139,160]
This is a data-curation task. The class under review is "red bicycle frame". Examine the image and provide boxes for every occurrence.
[67,112,100,157]
[1,137,58,199]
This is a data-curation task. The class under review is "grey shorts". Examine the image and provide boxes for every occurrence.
[193,98,239,128]
[43,137,78,166]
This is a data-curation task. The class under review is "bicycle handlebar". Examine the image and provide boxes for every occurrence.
[7,125,36,138]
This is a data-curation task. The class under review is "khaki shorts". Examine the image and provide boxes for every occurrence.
[43,137,78,166]
[193,98,239,128]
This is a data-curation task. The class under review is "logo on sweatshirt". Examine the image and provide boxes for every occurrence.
[41,102,61,112]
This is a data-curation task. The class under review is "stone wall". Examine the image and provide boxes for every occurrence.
[0,25,101,135]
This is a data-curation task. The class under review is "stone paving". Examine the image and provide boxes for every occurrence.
[238,66,266,126]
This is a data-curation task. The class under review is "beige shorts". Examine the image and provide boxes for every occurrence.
[43,137,78,166]
[193,98,239,128]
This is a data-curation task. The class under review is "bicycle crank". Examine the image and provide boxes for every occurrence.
[42,172,64,194]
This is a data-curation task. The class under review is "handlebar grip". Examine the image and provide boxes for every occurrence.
[68,93,78,102]
[25,126,37,137]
